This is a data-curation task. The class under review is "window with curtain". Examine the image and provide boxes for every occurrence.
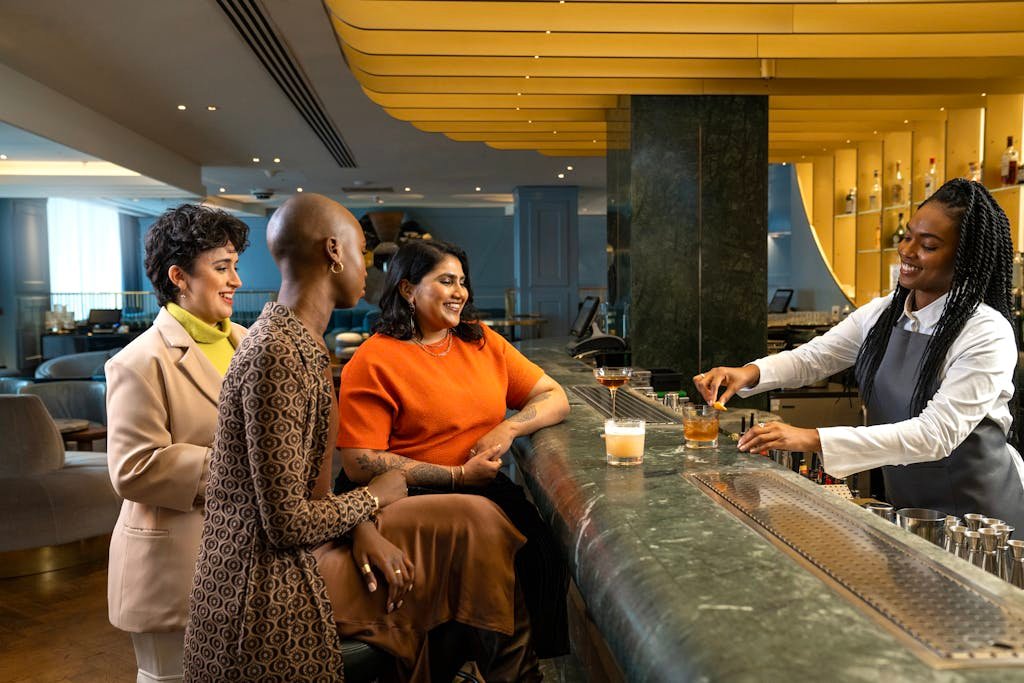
[47,198,123,319]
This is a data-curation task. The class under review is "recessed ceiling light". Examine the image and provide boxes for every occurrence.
[545,30,551,34]
[592,139,597,143]
[515,107,520,111]
[873,131,878,135]
[982,92,987,97]
[903,120,909,124]
[822,148,827,151]
[940,107,945,111]
[846,139,851,144]
[528,120,533,124]
[801,155,806,159]
[219,187,226,193]
[252,157,260,163]
[404,187,411,192]
[557,173,565,179]
[782,162,788,166]
[534,55,540,59]
[273,157,281,163]
[525,75,530,80]
[297,187,304,193]
[375,197,384,205]
[475,186,482,192]
[553,131,558,134]
[177,104,187,111]
[517,92,522,96]
[207,105,217,111]
[566,165,573,171]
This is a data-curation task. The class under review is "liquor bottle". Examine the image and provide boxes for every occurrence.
[844,188,856,214]
[891,161,904,205]
[869,170,880,210]
[891,212,906,248]
[1002,136,1020,186]
[968,161,982,182]
[923,157,937,199]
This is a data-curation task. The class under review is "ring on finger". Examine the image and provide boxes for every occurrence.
[394,568,402,576]
[361,563,372,575]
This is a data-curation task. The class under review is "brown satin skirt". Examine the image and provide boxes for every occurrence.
[313,494,525,681]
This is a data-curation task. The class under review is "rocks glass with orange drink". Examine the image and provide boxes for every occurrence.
[683,404,719,449]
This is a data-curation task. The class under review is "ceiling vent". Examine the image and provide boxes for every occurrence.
[216,0,357,168]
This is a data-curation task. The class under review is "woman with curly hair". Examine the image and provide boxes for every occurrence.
[105,204,249,682]
[695,178,1024,533]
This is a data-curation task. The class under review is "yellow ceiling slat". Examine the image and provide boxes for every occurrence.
[445,131,609,142]
[770,122,921,133]
[385,108,610,122]
[332,18,760,58]
[793,3,1024,34]
[363,88,616,109]
[770,108,948,122]
[328,1,795,33]
[770,95,988,109]
[412,121,609,133]
[759,33,1024,59]
[359,73,1024,97]
[538,149,606,157]
[345,46,1024,81]
[487,141,607,150]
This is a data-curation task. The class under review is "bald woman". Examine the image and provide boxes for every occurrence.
[183,195,538,683]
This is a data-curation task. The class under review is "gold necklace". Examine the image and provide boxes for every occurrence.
[413,329,454,357]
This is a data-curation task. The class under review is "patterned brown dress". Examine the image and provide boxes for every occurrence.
[183,303,377,681]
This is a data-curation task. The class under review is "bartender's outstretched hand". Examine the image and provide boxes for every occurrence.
[692,364,761,407]
[737,421,822,454]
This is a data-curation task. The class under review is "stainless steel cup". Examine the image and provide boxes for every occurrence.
[979,528,1002,575]
[864,502,895,522]
[982,517,1006,528]
[964,513,986,531]
[1008,540,1024,589]
[964,530,983,565]
[945,525,967,556]
[897,508,946,546]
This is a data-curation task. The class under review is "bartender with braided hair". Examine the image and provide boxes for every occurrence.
[695,178,1024,533]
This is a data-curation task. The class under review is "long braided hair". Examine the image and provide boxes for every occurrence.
[854,178,1013,414]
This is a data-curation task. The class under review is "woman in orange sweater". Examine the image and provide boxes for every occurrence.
[337,239,572,658]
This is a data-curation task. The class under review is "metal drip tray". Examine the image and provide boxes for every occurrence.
[688,470,1024,668]
[569,385,682,424]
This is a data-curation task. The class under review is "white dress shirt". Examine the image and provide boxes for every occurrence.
[739,292,1024,483]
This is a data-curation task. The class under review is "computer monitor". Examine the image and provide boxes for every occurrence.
[87,309,122,326]
[569,296,600,338]
[768,289,794,314]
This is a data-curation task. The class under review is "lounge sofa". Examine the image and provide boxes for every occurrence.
[0,395,120,576]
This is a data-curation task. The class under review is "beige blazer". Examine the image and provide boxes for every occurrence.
[106,308,245,632]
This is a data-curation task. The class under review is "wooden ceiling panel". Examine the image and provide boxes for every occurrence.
[327,0,1024,157]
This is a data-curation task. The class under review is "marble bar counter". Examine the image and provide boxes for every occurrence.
[511,338,1024,682]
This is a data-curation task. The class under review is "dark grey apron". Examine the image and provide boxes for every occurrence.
[865,326,1024,536]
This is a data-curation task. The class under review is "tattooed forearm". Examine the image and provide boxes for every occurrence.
[355,450,403,476]
[509,404,538,423]
[408,463,454,488]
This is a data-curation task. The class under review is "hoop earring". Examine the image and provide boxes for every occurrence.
[330,261,343,274]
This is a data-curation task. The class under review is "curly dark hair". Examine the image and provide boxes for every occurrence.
[144,204,250,306]
[854,178,1013,413]
[374,240,484,343]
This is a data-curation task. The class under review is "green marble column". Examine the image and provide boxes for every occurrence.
[611,95,768,403]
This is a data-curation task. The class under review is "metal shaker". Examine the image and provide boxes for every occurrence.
[990,524,1015,580]
[864,502,895,523]
[979,528,1002,575]
[964,530,983,566]
[945,525,967,557]
[964,513,986,532]
[1007,540,1024,589]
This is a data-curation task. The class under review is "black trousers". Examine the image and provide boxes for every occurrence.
[336,471,570,658]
